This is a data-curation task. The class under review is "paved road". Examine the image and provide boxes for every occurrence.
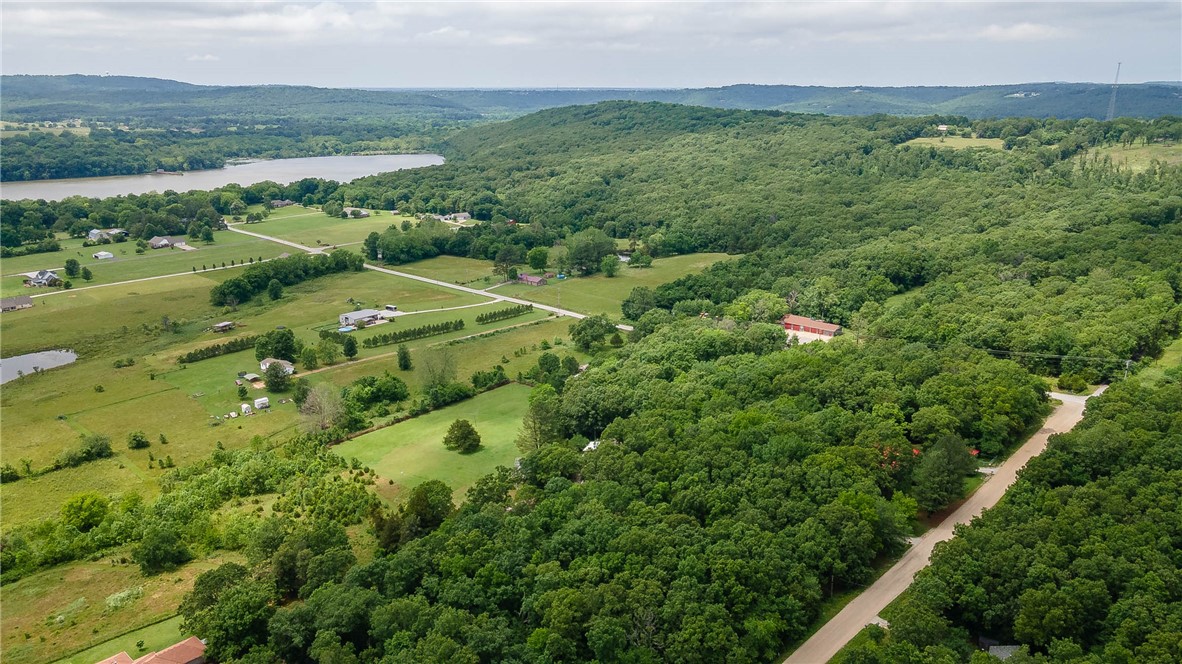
[227,224,634,332]
[785,388,1106,664]
[25,261,265,299]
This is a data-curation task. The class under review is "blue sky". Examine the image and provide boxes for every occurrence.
[2,2,1179,88]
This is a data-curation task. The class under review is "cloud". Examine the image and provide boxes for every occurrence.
[186,54,220,62]
[978,22,1068,42]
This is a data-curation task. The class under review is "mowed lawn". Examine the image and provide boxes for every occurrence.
[57,617,184,664]
[240,205,412,248]
[396,256,500,287]
[0,233,290,298]
[1092,142,1182,171]
[334,384,532,501]
[903,136,1005,149]
[2,553,240,664]
[494,252,736,319]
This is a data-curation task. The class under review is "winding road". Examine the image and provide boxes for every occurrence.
[228,224,634,331]
[784,388,1106,664]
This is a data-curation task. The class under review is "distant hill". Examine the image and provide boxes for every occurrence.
[2,75,1179,124]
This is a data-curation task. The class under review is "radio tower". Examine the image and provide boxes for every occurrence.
[1105,62,1121,121]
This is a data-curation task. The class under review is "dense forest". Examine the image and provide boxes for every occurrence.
[3,101,1180,662]
[840,379,1182,663]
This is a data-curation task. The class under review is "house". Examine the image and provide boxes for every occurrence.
[254,397,270,409]
[87,228,126,242]
[270,199,295,208]
[517,273,547,286]
[259,358,295,375]
[782,314,842,340]
[92,251,115,260]
[97,635,205,664]
[937,124,950,133]
[240,403,253,415]
[1,296,34,312]
[452,212,472,221]
[343,207,370,218]
[339,309,384,327]
[148,236,173,249]
[212,321,235,333]
[25,269,60,287]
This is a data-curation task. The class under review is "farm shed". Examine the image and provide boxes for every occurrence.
[92,251,115,259]
[339,309,384,326]
[254,397,270,409]
[517,273,547,286]
[782,314,842,337]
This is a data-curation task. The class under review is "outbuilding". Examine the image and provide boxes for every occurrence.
[339,309,384,327]
[782,314,842,342]
[212,321,235,333]
[240,403,253,415]
[92,251,115,260]
[254,397,270,409]
[517,273,547,286]
[1,296,33,312]
[259,358,295,375]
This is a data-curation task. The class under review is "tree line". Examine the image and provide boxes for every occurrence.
[476,303,534,325]
[176,335,259,364]
[360,319,465,348]
[210,250,364,307]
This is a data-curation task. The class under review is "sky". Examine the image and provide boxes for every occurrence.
[2,1,1179,89]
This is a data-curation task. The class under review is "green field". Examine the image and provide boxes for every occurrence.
[1092,141,1182,171]
[493,252,735,319]
[334,383,533,501]
[1,553,238,664]
[0,232,290,297]
[904,136,1005,149]
[396,255,501,287]
[240,204,414,248]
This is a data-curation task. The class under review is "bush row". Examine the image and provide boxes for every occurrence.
[361,319,464,348]
[177,335,259,364]
[475,303,534,325]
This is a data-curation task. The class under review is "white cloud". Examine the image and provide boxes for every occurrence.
[187,54,220,62]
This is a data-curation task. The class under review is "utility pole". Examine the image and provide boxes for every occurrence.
[1105,62,1121,121]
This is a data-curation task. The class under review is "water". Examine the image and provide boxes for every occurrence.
[0,154,444,201]
[0,349,77,384]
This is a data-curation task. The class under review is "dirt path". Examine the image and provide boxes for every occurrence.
[784,388,1105,664]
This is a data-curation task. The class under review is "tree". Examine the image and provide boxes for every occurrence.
[566,228,615,275]
[570,314,617,350]
[316,339,340,366]
[621,286,656,320]
[342,336,358,359]
[267,278,283,300]
[421,349,456,390]
[300,384,344,432]
[133,526,191,575]
[265,362,291,392]
[517,384,563,452]
[255,328,301,362]
[363,232,380,260]
[237,384,249,400]
[527,246,549,271]
[725,289,789,324]
[913,435,976,513]
[60,492,109,532]
[493,245,523,281]
[600,254,620,277]
[64,258,80,277]
[301,347,319,371]
[80,267,93,281]
[201,227,214,242]
[443,419,482,453]
[127,431,151,449]
[397,344,412,371]
[323,201,343,217]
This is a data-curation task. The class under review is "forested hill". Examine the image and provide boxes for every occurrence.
[2,75,1179,123]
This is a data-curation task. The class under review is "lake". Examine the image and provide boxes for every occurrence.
[0,349,77,384]
[0,154,444,201]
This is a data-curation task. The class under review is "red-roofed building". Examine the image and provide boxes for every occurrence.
[782,314,842,338]
[99,636,205,664]
[517,273,547,286]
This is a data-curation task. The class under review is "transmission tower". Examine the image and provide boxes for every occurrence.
[1105,62,1121,121]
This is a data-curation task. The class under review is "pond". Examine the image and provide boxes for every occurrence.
[0,154,445,201]
[0,349,77,384]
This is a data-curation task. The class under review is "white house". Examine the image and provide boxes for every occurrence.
[343,207,371,218]
[26,269,60,287]
[259,358,295,375]
[149,236,172,249]
[339,309,384,327]
[92,251,115,260]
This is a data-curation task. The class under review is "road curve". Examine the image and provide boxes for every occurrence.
[784,388,1106,664]
[227,224,634,331]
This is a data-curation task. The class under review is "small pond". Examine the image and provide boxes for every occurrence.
[0,349,77,384]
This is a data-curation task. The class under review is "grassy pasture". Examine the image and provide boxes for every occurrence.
[396,256,501,287]
[0,233,290,298]
[1,553,240,664]
[333,383,532,501]
[493,252,735,319]
[241,205,414,248]
[903,136,1005,149]
[1091,141,1182,171]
